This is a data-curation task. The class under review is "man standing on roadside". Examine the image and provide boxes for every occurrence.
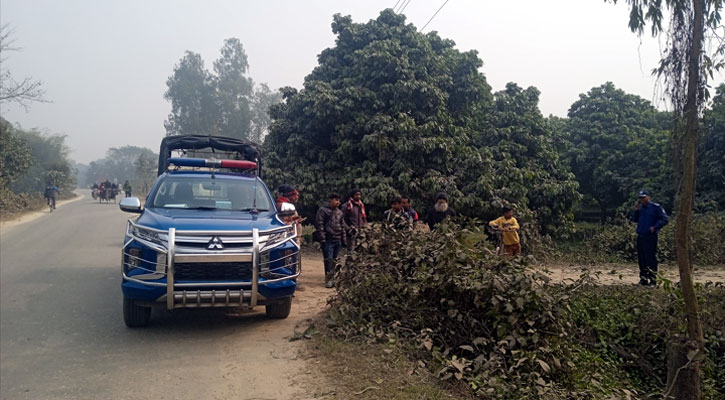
[631,190,669,287]
[342,188,366,249]
[427,192,457,230]
[315,193,347,288]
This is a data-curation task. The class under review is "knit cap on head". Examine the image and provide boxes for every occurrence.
[436,192,449,202]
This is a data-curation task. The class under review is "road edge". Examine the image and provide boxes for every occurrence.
[0,192,84,233]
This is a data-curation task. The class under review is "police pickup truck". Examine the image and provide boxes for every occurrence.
[119,135,299,327]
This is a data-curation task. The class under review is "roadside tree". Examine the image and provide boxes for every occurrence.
[0,118,33,189]
[609,0,724,397]
[567,82,669,222]
[164,51,219,136]
[264,10,579,234]
[164,39,280,144]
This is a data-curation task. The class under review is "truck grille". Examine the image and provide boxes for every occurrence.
[175,241,252,250]
[174,262,253,281]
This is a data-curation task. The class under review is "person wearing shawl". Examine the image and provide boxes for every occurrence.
[427,192,457,230]
[276,185,299,210]
[342,188,366,249]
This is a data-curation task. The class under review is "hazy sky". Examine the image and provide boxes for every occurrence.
[2,0,722,164]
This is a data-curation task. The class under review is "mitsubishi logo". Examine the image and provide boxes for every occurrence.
[207,236,224,250]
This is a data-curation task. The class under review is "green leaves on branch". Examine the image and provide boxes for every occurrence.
[564,82,672,221]
[264,10,579,235]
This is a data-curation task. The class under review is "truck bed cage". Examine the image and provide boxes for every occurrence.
[158,135,262,177]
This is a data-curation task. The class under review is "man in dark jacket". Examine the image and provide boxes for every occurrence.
[342,188,366,248]
[315,193,347,288]
[427,192,457,230]
[631,190,669,286]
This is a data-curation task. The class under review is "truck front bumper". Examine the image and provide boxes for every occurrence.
[122,224,299,309]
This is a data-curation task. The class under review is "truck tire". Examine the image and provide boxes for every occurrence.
[265,297,292,319]
[123,297,151,327]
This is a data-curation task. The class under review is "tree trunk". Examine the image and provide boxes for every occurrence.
[598,201,607,225]
[672,0,706,398]
[665,339,700,400]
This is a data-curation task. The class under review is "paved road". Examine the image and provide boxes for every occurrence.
[0,190,327,400]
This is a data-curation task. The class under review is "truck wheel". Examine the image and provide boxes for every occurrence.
[123,297,151,327]
[265,297,292,319]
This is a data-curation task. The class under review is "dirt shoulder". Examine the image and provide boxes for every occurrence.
[0,192,82,233]
[299,314,476,400]
[243,250,335,400]
[539,261,725,285]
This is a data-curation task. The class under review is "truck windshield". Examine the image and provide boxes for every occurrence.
[150,176,272,211]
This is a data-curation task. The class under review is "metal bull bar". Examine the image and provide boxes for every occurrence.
[123,221,299,310]
[165,226,298,309]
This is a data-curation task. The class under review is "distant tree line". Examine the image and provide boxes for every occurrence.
[82,145,158,195]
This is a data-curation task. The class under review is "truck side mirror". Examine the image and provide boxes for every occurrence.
[120,197,143,213]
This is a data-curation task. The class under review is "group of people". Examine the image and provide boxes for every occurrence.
[275,184,667,289]
[275,186,521,288]
[91,180,133,198]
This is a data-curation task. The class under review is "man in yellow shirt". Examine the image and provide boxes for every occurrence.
[488,207,521,256]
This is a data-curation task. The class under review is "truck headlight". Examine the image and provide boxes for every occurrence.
[263,229,295,250]
[128,223,167,246]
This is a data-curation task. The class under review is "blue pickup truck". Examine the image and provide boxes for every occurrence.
[119,135,299,327]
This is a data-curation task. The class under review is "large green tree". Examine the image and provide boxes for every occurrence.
[7,125,75,193]
[265,10,578,234]
[249,83,282,143]
[164,39,280,144]
[164,51,219,136]
[567,82,670,222]
[214,38,254,139]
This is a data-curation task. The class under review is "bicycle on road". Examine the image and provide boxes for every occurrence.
[44,184,59,213]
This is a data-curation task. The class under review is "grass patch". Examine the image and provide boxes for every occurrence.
[303,318,474,400]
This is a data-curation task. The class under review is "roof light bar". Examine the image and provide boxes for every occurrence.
[168,157,257,170]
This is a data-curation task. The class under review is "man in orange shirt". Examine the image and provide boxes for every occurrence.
[488,207,521,257]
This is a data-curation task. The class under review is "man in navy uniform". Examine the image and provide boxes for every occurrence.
[631,190,669,286]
